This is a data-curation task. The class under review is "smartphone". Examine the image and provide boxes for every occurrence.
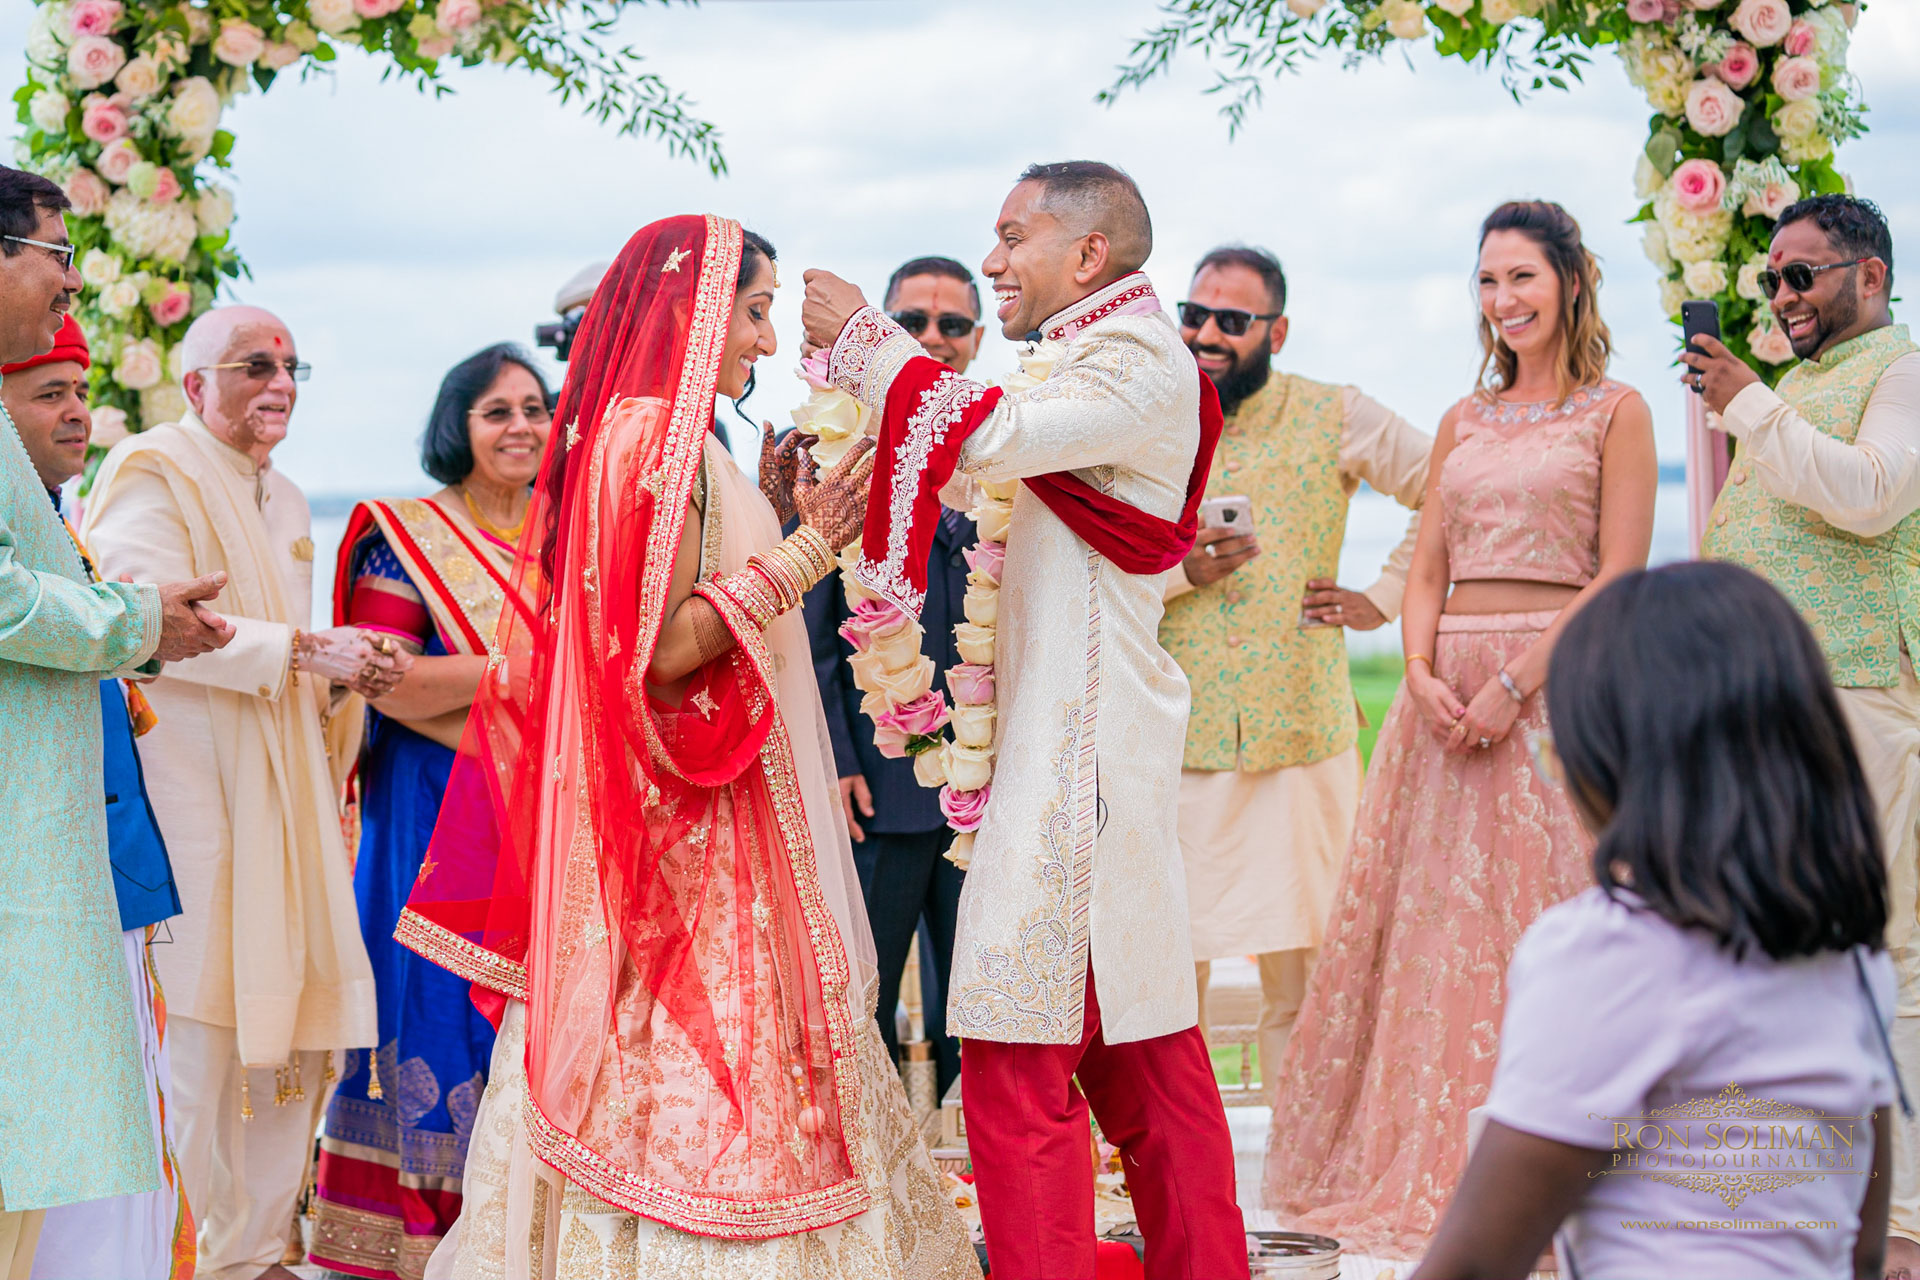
[1199,495,1254,532]
[1681,299,1721,359]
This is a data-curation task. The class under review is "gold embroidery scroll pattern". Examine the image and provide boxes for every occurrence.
[394,908,527,1001]
[381,498,515,656]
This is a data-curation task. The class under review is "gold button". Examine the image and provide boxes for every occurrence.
[1731,469,1746,485]
[1715,511,1728,527]
[1226,634,1244,648]
[1225,590,1243,605]
[1224,424,1241,437]
[1225,460,1242,474]
[257,685,271,697]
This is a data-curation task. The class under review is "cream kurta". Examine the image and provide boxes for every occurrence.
[82,416,374,1060]
[831,277,1201,1046]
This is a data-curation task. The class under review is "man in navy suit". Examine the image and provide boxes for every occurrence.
[803,256,985,1095]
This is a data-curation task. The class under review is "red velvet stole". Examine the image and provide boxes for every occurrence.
[854,353,1224,616]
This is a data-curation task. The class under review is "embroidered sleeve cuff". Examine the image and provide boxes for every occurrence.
[1360,575,1406,623]
[1720,381,1784,440]
[828,306,924,410]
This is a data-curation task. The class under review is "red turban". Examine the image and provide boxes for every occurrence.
[1,313,90,377]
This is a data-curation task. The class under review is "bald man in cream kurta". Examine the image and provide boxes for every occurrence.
[85,409,375,1280]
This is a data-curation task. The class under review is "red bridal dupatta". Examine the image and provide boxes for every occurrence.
[396,215,881,1237]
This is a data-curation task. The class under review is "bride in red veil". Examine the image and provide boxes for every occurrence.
[402,214,978,1277]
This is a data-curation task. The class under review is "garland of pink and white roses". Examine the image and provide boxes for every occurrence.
[789,343,1060,870]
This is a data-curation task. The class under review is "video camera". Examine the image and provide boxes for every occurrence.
[535,261,609,363]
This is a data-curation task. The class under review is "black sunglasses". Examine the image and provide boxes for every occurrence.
[1177,301,1280,337]
[1758,258,1868,298]
[889,309,976,339]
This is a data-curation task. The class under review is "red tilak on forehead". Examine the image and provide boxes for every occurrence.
[272,335,283,349]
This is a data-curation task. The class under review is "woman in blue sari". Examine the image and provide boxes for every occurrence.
[309,344,552,1280]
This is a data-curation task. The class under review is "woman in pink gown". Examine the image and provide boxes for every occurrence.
[1263,201,1659,1258]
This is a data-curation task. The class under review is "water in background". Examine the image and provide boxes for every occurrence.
[309,481,1694,651]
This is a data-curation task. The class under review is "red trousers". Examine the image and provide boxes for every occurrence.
[962,971,1249,1280]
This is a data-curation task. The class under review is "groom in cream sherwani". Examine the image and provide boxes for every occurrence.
[802,161,1247,1280]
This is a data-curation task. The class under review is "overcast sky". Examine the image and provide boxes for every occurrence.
[4,0,1917,498]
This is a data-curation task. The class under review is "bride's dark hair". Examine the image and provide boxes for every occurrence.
[730,229,777,434]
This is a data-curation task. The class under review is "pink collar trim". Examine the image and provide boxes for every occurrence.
[1041,272,1161,343]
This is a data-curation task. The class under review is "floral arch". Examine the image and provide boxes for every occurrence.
[13,0,718,452]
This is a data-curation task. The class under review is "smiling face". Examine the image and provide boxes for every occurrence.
[1181,262,1287,407]
[184,314,299,457]
[981,181,1101,340]
[1766,218,1885,360]
[464,361,550,491]
[0,358,89,489]
[718,255,777,400]
[0,207,81,366]
[1477,228,1568,373]
[887,273,984,375]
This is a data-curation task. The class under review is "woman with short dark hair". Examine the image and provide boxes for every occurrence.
[307,343,553,1278]
[1413,561,1898,1280]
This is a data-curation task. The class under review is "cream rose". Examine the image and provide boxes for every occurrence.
[1729,0,1792,46]
[1642,223,1673,271]
[114,53,160,101]
[98,277,140,317]
[114,337,164,391]
[1285,0,1327,16]
[1779,131,1832,165]
[1658,275,1688,318]
[954,622,996,667]
[1633,154,1663,200]
[1383,0,1427,39]
[1683,260,1728,298]
[1480,0,1523,23]
[1434,0,1473,14]
[976,476,1018,504]
[1735,256,1770,302]
[79,248,121,286]
[863,653,936,706]
[103,188,197,262]
[180,6,213,42]
[166,77,221,145]
[308,0,360,35]
[66,35,127,91]
[912,748,948,790]
[950,704,996,749]
[1771,97,1822,140]
[90,405,130,451]
[261,41,302,71]
[1743,177,1799,221]
[141,382,187,427]
[971,499,1012,543]
[792,386,869,465]
[1770,55,1821,102]
[962,582,998,627]
[945,743,995,793]
[944,830,974,871]
[195,184,234,235]
[29,90,70,134]
[866,623,926,673]
[1684,77,1744,137]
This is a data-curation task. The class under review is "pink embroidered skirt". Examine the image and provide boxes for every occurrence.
[1262,610,1593,1258]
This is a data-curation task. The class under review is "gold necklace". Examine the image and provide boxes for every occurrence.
[460,486,526,542]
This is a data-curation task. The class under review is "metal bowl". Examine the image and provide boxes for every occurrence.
[1247,1230,1343,1279]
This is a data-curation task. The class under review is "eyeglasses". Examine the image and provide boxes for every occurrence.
[889,309,976,339]
[3,235,77,270]
[1177,302,1280,337]
[1758,258,1868,298]
[468,403,553,427]
[201,358,312,382]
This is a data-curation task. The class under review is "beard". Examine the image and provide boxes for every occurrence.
[1787,275,1860,360]
[1191,341,1272,416]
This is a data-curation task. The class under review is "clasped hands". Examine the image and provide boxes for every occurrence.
[1408,665,1523,755]
[758,423,878,549]
[295,626,414,700]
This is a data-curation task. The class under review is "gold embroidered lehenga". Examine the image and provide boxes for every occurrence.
[396,215,978,1278]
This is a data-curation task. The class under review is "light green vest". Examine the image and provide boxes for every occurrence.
[1160,372,1355,771]
[1701,323,1920,687]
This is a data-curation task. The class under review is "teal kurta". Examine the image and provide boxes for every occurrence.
[0,389,162,1211]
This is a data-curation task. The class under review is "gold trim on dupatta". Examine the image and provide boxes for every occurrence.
[358,496,517,657]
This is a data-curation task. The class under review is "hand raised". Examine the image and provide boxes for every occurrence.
[801,269,869,353]
[1678,333,1761,415]
[758,422,813,525]
[795,437,878,550]
[153,572,234,663]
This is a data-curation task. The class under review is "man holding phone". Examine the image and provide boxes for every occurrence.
[1162,245,1431,1098]
[1690,195,1920,1269]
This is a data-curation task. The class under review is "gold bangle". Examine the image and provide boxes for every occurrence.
[1405,654,1432,670]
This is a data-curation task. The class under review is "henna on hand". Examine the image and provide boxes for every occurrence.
[758,424,812,524]
[796,437,877,550]
[689,598,737,664]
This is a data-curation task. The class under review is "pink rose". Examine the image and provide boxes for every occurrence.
[96,138,140,184]
[149,284,192,327]
[1783,19,1816,57]
[962,541,1005,582]
[66,0,124,38]
[1713,42,1760,90]
[838,597,910,649]
[353,0,407,16]
[939,784,991,833]
[212,20,266,67]
[946,663,995,706]
[260,42,302,71]
[798,349,832,392]
[63,166,110,216]
[875,690,950,744]
[1684,77,1744,138]
[872,722,910,758]
[80,94,129,144]
[147,166,181,205]
[1668,158,1727,215]
[1744,178,1799,221]
[1750,318,1795,365]
[1770,55,1821,102]
[1728,0,1791,47]
[436,0,483,31]
[66,35,128,91]
[1626,0,1668,21]
[416,35,455,59]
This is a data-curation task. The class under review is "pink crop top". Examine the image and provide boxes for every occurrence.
[1440,379,1634,588]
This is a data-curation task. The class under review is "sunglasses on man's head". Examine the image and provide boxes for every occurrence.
[1177,302,1281,338]
[889,310,976,339]
[1758,258,1868,298]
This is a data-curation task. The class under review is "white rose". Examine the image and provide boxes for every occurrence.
[954,622,996,667]
[1659,275,1689,318]
[950,704,997,749]
[1682,260,1728,298]
[90,405,130,451]
[165,76,221,145]
[179,5,213,43]
[1285,0,1326,15]
[962,582,998,627]
[114,337,164,390]
[114,53,160,100]
[970,498,1012,543]
[1772,97,1822,141]
[1641,223,1672,271]
[1729,0,1792,46]
[791,386,868,445]
[98,277,140,316]
[141,381,187,426]
[944,831,974,871]
[1480,0,1522,23]
[30,89,70,134]
[79,248,121,286]
[1434,0,1474,14]
[1736,257,1770,302]
[103,187,198,263]
[194,183,234,235]
[1780,131,1833,165]
[26,9,67,71]
[945,743,995,792]
[1633,153,1663,199]
[976,476,1019,504]
[1383,0,1428,38]
[912,747,948,790]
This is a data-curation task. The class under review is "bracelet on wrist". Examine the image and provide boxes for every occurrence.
[1498,669,1527,704]
[1405,654,1432,671]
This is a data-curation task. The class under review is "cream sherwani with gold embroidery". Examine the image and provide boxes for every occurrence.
[831,275,1202,1046]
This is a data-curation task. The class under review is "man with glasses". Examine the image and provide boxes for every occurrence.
[1161,245,1431,1103]
[802,255,983,1101]
[1690,194,1920,1269]
[84,305,400,1280]
[0,165,234,1280]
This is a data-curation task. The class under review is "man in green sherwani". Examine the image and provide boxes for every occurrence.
[0,166,234,1275]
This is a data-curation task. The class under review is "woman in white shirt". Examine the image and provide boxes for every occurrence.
[1412,560,1900,1280]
